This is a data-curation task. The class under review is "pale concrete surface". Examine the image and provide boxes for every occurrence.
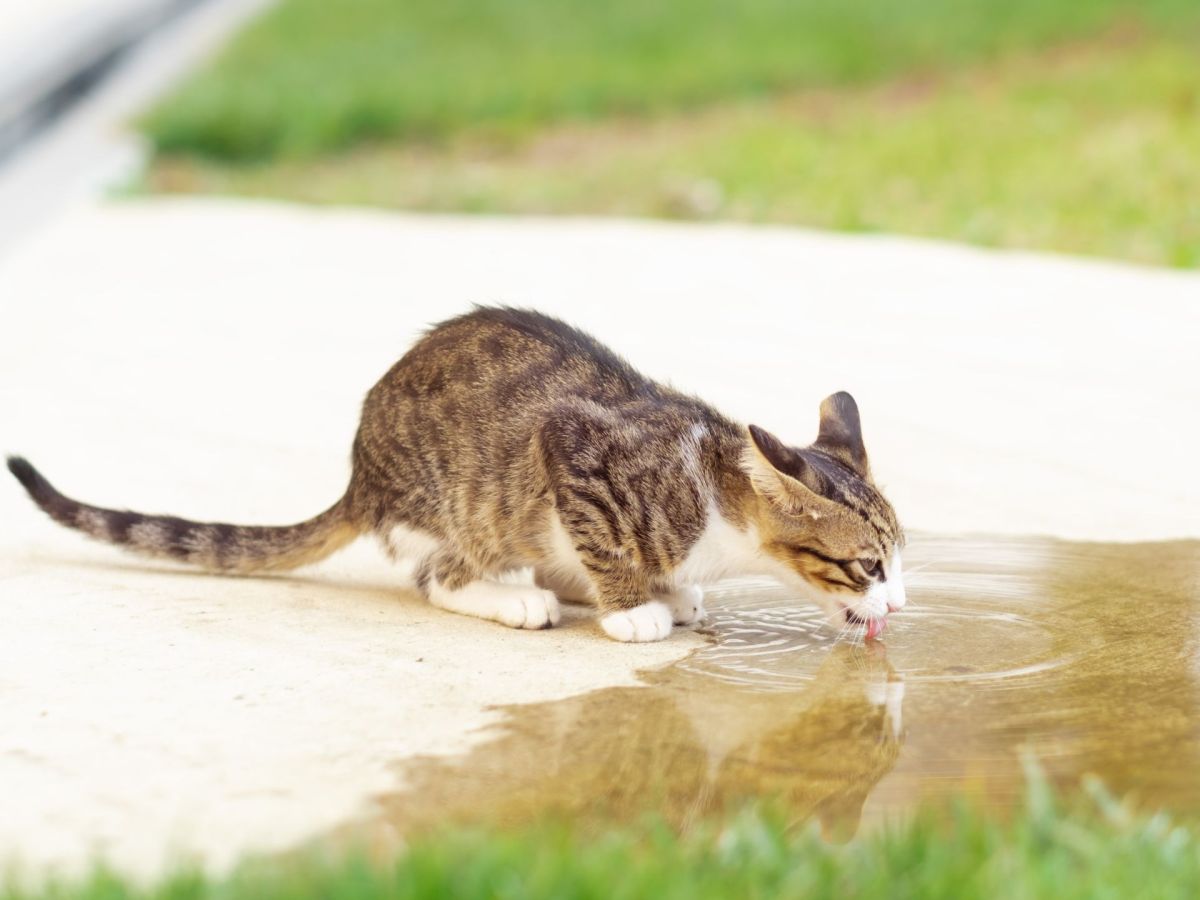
[1,198,1198,876]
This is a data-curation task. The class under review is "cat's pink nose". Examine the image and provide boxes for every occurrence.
[887,601,904,613]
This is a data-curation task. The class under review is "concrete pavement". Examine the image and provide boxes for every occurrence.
[1,198,1197,875]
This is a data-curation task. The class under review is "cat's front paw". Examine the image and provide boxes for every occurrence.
[600,601,673,642]
[659,584,705,625]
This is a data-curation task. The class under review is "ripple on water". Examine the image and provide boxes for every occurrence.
[682,560,1076,691]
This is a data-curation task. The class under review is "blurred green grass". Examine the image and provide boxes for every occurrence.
[141,0,1200,267]
[9,781,1200,900]
[142,0,1199,160]
[148,34,1200,267]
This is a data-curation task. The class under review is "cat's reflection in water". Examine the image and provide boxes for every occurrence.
[361,642,905,847]
[675,642,904,840]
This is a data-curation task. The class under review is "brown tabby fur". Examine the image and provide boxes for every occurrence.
[8,307,901,623]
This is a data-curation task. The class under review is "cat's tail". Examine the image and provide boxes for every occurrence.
[6,456,359,574]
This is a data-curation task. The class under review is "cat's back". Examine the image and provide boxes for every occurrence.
[376,307,657,410]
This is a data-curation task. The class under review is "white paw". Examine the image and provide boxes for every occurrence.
[659,584,705,625]
[496,587,561,630]
[600,601,673,642]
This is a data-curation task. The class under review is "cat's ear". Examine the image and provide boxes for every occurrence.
[744,425,830,518]
[814,391,871,481]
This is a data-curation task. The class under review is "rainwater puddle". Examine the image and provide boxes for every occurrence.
[342,535,1200,847]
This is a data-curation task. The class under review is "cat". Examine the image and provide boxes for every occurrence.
[7,307,906,642]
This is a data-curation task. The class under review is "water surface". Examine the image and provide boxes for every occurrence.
[347,535,1200,844]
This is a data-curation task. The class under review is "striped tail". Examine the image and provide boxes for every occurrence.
[6,456,359,574]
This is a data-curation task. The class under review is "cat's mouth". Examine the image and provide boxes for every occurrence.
[845,608,887,641]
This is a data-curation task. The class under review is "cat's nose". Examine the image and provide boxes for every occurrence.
[887,600,904,613]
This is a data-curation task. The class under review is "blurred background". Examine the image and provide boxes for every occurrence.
[3,1,1200,889]
[2,0,1198,265]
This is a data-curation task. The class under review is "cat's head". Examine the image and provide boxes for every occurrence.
[741,392,905,636]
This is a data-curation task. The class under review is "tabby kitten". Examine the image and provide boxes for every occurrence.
[8,307,905,642]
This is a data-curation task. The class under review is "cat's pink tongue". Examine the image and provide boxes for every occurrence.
[865,617,887,641]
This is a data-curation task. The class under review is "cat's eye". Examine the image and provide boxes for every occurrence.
[859,558,882,578]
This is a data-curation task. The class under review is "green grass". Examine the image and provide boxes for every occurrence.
[9,776,1200,899]
[148,35,1200,268]
[142,0,1200,161]
[141,0,1200,266]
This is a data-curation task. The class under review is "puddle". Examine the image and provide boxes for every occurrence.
[341,535,1200,847]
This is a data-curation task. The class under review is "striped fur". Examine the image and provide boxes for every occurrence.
[6,457,357,574]
[8,307,903,641]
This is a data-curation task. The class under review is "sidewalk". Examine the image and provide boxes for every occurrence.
[1,198,1197,876]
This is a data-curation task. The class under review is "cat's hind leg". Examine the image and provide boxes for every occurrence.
[429,580,561,630]
[419,550,561,630]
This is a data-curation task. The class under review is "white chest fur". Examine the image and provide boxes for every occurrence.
[673,503,791,587]
[543,503,789,591]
